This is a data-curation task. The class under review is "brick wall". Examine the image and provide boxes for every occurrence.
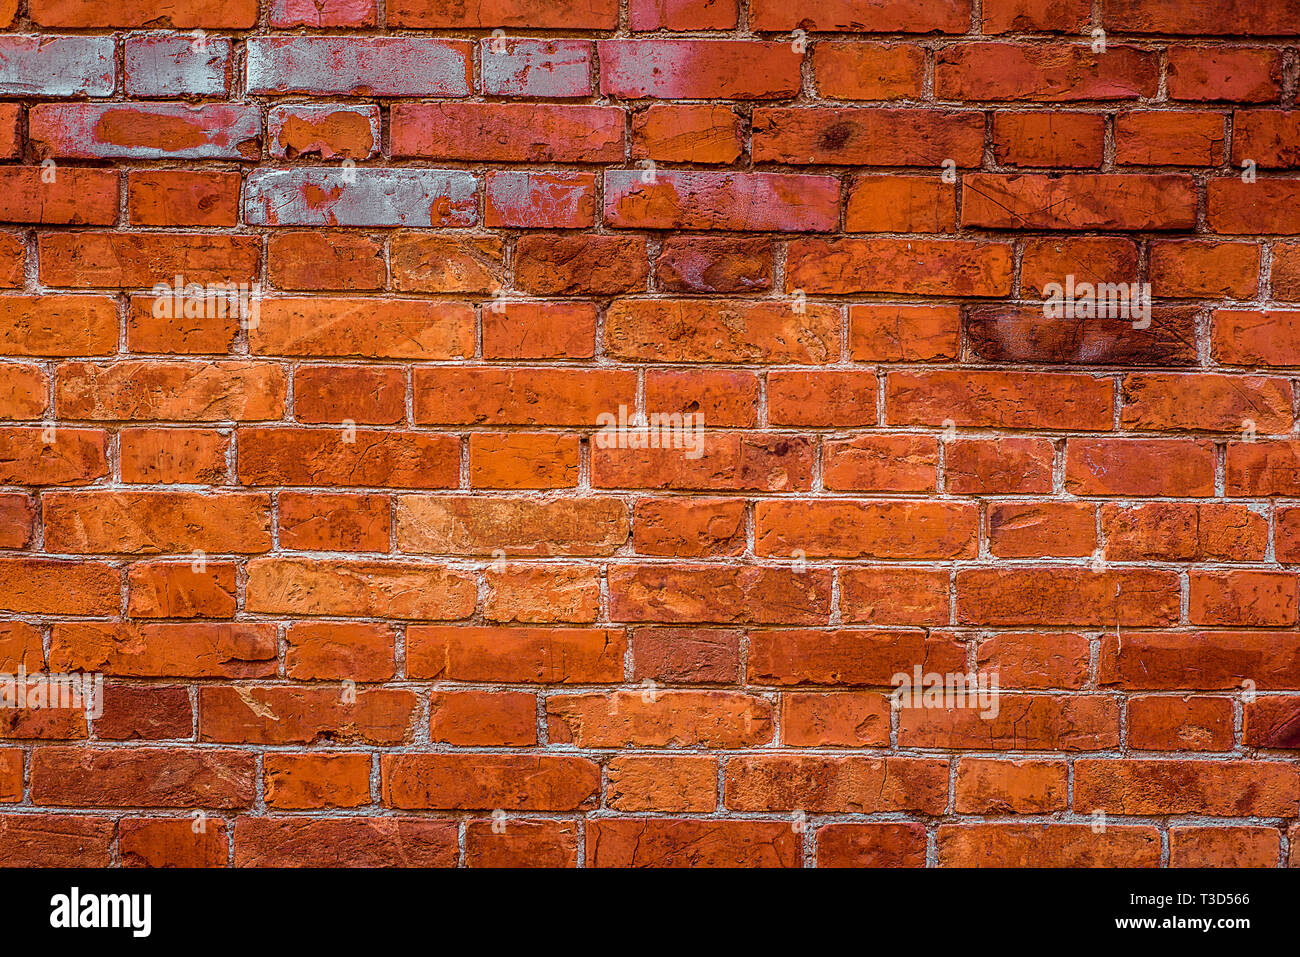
[0,0,1298,867]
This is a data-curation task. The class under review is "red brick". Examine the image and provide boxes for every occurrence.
[955,758,1069,813]
[246,557,475,619]
[1104,0,1300,37]
[608,564,831,624]
[899,695,1119,751]
[813,43,924,100]
[200,686,418,746]
[849,304,960,362]
[631,627,740,684]
[938,824,1160,867]
[548,690,771,748]
[390,235,505,294]
[0,168,118,225]
[388,0,617,28]
[286,621,395,682]
[482,302,597,360]
[40,232,259,288]
[382,754,599,810]
[1102,502,1267,562]
[631,0,737,30]
[1115,110,1226,166]
[1209,179,1300,234]
[396,496,629,556]
[606,755,717,811]
[252,298,473,360]
[632,104,742,164]
[268,233,385,291]
[753,108,984,166]
[430,690,537,747]
[32,0,257,27]
[120,818,229,867]
[768,371,876,427]
[1168,47,1281,101]
[748,629,966,687]
[839,567,950,625]
[936,43,1158,100]
[655,236,772,293]
[823,435,938,492]
[1075,759,1299,816]
[120,428,228,484]
[817,823,927,867]
[0,815,114,865]
[516,234,649,294]
[1099,631,1300,690]
[605,170,839,232]
[599,40,801,99]
[606,299,838,364]
[889,370,1112,430]
[50,622,275,678]
[128,171,239,227]
[988,502,1095,558]
[992,112,1106,167]
[963,173,1198,230]
[264,753,371,809]
[1129,696,1234,751]
[750,0,970,32]
[127,561,237,619]
[587,819,799,867]
[846,175,956,233]
[465,820,579,868]
[293,366,405,425]
[43,490,271,554]
[270,0,376,27]
[1065,439,1216,496]
[756,500,975,559]
[981,0,1090,32]
[783,692,890,747]
[238,428,458,489]
[645,369,759,427]
[1170,827,1281,867]
[957,568,1181,626]
[407,626,626,683]
[485,564,599,623]
[392,103,622,163]
[31,747,254,808]
[946,438,1055,494]
[0,364,45,420]
[94,685,192,740]
[234,817,457,867]
[787,238,1012,296]
[725,755,948,813]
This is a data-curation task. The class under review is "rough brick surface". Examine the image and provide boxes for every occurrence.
[0,0,1297,870]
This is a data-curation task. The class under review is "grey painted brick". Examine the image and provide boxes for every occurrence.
[0,36,115,97]
[245,168,479,227]
[246,37,471,96]
[125,33,230,98]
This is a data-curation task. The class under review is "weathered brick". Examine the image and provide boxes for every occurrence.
[246,37,470,96]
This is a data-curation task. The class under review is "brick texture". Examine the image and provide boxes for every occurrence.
[0,0,1297,869]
